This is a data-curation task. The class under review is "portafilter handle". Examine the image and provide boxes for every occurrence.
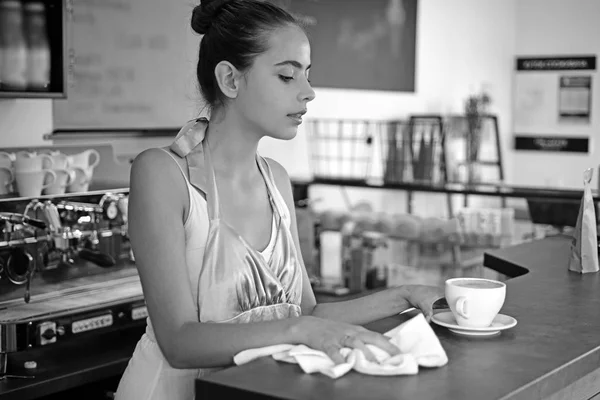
[0,213,46,231]
[42,201,62,233]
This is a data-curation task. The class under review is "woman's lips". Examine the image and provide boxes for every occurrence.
[287,113,304,124]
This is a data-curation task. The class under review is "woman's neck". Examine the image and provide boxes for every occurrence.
[205,110,262,184]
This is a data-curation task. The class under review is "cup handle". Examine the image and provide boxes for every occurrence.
[455,296,469,319]
[66,169,76,186]
[41,170,57,189]
[72,167,89,184]
[40,154,54,169]
[0,167,14,183]
[88,149,100,168]
[0,151,14,161]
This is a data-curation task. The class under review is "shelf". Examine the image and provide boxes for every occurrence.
[307,178,596,201]
[0,186,129,204]
[0,91,66,99]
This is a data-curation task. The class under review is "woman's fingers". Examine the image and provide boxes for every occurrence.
[361,332,401,356]
[323,343,346,365]
[344,336,377,362]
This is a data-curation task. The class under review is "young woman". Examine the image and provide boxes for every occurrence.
[115,0,444,398]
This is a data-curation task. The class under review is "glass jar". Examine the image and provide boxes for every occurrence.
[0,0,28,90]
[23,0,50,90]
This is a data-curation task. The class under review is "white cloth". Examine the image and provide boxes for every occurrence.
[233,314,448,379]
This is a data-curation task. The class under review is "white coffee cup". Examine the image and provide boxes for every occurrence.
[43,169,75,195]
[445,278,506,328]
[14,152,53,171]
[15,169,57,197]
[67,149,100,169]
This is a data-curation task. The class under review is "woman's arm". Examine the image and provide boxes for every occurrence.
[267,159,443,326]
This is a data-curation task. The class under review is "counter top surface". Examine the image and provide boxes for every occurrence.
[196,235,600,400]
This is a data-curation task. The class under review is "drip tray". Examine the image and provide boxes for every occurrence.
[0,275,144,323]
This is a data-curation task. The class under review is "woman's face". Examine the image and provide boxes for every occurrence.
[235,24,316,140]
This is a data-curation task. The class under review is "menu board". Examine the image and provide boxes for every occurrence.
[52,0,202,131]
[285,0,417,92]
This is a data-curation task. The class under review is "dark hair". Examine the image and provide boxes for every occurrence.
[191,0,300,111]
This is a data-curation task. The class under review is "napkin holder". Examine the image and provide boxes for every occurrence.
[568,168,599,274]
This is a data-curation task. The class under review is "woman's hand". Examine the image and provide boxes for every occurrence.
[399,285,445,321]
[294,316,401,365]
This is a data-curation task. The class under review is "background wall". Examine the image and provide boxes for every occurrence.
[260,0,517,216]
[1,0,596,212]
[512,0,600,189]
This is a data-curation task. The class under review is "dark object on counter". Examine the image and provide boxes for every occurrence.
[79,248,116,268]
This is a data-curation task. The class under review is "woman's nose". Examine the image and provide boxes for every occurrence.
[300,83,316,103]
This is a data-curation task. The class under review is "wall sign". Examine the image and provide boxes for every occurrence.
[516,56,596,71]
[514,135,589,153]
[513,55,597,132]
[558,75,592,121]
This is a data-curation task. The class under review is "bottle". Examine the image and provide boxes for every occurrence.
[23,1,50,90]
[0,0,28,90]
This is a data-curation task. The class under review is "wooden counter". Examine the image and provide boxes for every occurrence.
[196,235,600,400]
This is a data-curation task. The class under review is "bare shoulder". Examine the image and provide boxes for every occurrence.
[129,148,187,207]
[264,157,291,192]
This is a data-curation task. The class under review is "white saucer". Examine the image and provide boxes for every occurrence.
[431,311,517,337]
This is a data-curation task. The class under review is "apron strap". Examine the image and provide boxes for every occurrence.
[168,118,211,198]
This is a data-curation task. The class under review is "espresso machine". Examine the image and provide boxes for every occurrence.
[0,189,146,386]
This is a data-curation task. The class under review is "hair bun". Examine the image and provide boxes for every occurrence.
[191,0,232,35]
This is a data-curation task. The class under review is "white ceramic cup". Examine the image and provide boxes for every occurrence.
[47,153,70,170]
[67,149,100,169]
[14,152,53,171]
[15,169,57,197]
[445,277,506,328]
[43,169,75,195]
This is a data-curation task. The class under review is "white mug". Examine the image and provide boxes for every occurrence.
[445,278,506,328]
[15,169,57,198]
[67,149,100,169]
[46,153,70,170]
[14,152,53,171]
[43,169,75,195]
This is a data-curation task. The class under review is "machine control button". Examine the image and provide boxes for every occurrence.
[41,329,56,340]
[131,306,148,321]
[37,322,57,346]
[24,361,37,370]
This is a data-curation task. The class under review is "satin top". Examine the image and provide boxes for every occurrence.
[169,118,303,323]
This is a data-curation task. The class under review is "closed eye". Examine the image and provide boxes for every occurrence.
[279,75,293,83]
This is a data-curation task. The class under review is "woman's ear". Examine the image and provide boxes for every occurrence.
[214,61,241,99]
